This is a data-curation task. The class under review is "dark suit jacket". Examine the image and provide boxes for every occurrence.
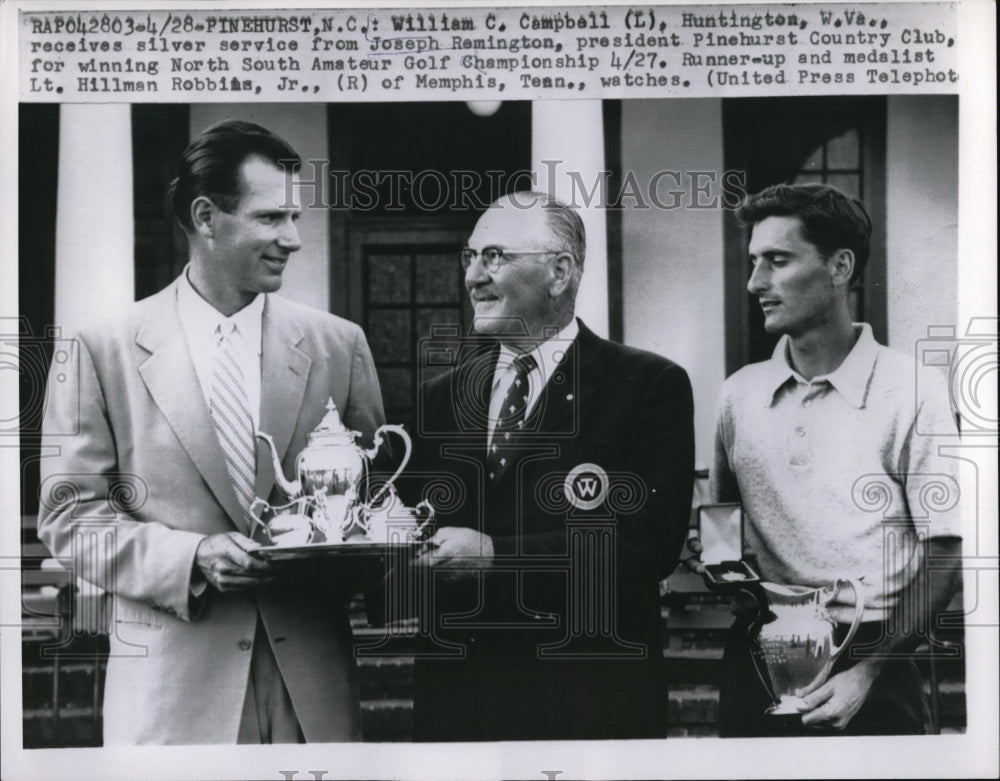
[38,280,385,744]
[402,320,694,740]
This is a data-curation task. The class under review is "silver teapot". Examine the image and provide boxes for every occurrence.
[256,398,413,543]
[750,578,865,715]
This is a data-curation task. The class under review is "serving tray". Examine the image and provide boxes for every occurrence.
[254,539,423,562]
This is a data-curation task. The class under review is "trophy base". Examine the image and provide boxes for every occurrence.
[766,696,807,716]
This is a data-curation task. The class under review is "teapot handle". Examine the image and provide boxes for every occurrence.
[364,424,412,508]
[827,577,866,661]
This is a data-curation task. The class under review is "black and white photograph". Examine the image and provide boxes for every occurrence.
[1,2,996,780]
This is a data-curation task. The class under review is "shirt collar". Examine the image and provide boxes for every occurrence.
[764,323,877,409]
[177,265,264,354]
[821,323,878,408]
[496,318,579,388]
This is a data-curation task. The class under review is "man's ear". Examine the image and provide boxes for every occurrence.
[549,252,574,297]
[190,196,216,239]
[829,248,855,289]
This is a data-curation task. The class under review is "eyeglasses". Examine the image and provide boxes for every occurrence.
[459,246,556,273]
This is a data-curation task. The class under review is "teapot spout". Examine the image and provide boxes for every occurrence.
[256,430,302,499]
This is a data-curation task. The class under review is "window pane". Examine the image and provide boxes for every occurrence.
[368,255,411,304]
[793,173,823,186]
[416,253,461,303]
[367,309,411,363]
[826,129,860,169]
[827,173,860,198]
[801,145,823,171]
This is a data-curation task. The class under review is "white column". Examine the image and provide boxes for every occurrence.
[55,105,134,329]
[531,101,609,338]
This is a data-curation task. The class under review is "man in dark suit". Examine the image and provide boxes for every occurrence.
[38,120,384,743]
[405,192,694,741]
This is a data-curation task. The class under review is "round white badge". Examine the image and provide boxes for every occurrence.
[564,463,609,511]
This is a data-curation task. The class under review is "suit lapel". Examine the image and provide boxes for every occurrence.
[258,296,311,498]
[530,336,582,434]
[136,283,246,529]
[493,322,602,487]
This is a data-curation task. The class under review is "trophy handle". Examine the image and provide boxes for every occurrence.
[828,577,866,661]
[365,424,412,508]
[413,500,435,533]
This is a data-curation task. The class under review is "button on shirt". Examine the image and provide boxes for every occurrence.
[711,324,962,622]
[177,267,264,430]
[487,319,579,450]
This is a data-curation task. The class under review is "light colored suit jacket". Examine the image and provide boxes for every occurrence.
[38,280,385,744]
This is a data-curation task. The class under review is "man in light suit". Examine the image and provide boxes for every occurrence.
[405,193,695,740]
[38,120,385,744]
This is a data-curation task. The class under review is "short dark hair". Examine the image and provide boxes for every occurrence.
[736,183,872,286]
[167,120,301,232]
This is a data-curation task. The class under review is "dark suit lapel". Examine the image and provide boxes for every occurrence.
[136,283,246,529]
[492,321,602,486]
[528,331,588,435]
[258,296,311,498]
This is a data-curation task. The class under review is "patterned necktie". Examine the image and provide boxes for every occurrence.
[210,321,256,531]
[487,353,537,483]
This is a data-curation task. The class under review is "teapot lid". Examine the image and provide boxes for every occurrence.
[309,397,360,441]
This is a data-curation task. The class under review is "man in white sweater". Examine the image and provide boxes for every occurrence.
[711,183,962,736]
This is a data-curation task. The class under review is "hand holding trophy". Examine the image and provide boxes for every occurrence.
[693,504,866,718]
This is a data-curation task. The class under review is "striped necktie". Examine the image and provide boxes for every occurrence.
[487,353,537,483]
[210,321,256,531]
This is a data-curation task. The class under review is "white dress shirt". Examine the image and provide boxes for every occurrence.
[176,267,264,428]
[487,318,579,449]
